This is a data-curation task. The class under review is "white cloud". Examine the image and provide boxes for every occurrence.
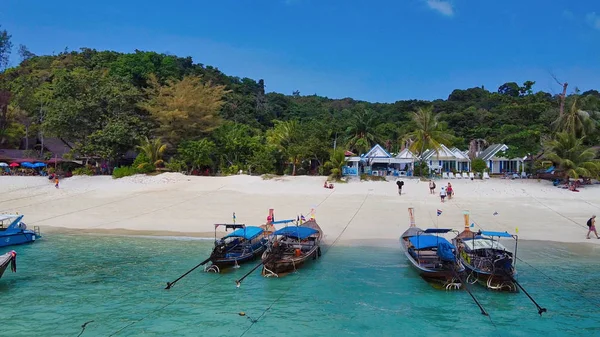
[586,12,600,30]
[425,0,454,17]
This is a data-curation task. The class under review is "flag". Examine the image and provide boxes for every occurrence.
[437,209,442,216]
[515,227,519,234]
[470,223,475,228]
[493,211,498,216]
[301,215,306,221]
[233,212,236,224]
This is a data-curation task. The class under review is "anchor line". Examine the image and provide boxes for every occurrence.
[107,274,227,337]
[239,190,370,337]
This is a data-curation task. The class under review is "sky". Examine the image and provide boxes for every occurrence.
[1,0,599,103]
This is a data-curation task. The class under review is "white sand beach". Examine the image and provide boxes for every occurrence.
[1,174,599,245]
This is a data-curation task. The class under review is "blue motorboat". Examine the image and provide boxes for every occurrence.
[0,250,17,280]
[0,214,41,248]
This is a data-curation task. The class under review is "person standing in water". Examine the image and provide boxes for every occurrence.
[587,215,599,239]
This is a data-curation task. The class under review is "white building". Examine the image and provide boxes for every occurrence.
[421,144,471,173]
[477,144,524,174]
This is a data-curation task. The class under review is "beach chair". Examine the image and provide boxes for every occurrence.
[456,172,462,179]
[449,172,455,179]
[512,173,519,179]
[442,172,448,179]
[462,172,468,179]
[483,172,490,179]
[521,171,527,179]
[469,172,475,179]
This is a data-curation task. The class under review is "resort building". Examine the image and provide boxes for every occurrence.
[421,144,471,173]
[343,144,416,177]
[477,144,524,174]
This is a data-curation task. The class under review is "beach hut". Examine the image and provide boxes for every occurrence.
[421,144,471,173]
[477,144,524,174]
[394,148,418,176]
[343,144,406,177]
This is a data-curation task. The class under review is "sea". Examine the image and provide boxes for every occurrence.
[1,234,599,337]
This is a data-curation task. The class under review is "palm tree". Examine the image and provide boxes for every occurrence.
[267,120,303,175]
[544,132,599,179]
[137,137,167,167]
[346,109,378,154]
[325,149,346,180]
[404,106,454,157]
[552,95,596,138]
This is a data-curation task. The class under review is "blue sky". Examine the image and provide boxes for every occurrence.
[2,0,599,102]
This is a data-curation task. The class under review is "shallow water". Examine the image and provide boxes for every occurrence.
[1,235,599,337]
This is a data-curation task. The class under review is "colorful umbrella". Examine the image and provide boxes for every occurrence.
[9,162,19,167]
[21,162,34,168]
[0,162,8,167]
[33,162,46,168]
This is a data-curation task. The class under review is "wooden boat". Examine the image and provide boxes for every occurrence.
[454,213,518,292]
[261,216,322,277]
[204,223,269,273]
[400,208,464,289]
[0,250,16,280]
[0,214,41,248]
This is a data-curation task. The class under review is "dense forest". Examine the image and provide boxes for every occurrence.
[0,26,599,179]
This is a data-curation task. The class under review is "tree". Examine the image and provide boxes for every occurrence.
[405,106,454,157]
[266,120,307,175]
[0,26,12,71]
[346,109,378,154]
[18,45,35,62]
[544,133,599,180]
[552,95,596,138]
[177,139,215,171]
[137,137,167,167]
[472,158,487,174]
[324,149,346,180]
[141,75,229,146]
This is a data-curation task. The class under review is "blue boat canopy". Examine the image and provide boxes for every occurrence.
[274,226,318,239]
[223,226,264,240]
[271,219,295,225]
[409,235,455,250]
[480,231,513,238]
[423,228,453,234]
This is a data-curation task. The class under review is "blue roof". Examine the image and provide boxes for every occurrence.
[274,226,318,239]
[223,226,264,240]
[479,231,513,238]
[423,228,453,234]
[409,235,455,250]
[271,219,295,225]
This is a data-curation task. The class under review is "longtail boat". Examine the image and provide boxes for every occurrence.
[455,211,518,292]
[0,250,16,280]
[261,212,322,277]
[204,214,269,273]
[400,208,464,289]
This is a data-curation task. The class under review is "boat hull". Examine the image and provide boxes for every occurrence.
[0,231,37,248]
[461,260,518,292]
[0,251,16,280]
[210,244,267,269]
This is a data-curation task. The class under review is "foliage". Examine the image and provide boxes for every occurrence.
[112,166,138,179]
[552,95,596,138]
[360,174,386,182]
[141,75,229,146]
[248,145,277,175]
[544,133,599,179]
[471,158,487,174]
[73,166,94,176]
[324,149,346,180]
[176,139,215,171]
[0,25,11,71]
[136,137,166,168]
[266,120,307,175]
[405,106,454,156]
[165,159,186,172]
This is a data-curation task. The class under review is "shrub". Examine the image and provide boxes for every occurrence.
[165,159,186,172]
[360,174,387,182]
[73,167,94,176]
[136,162,155,174]
[472,158,487,174]
[112,166,138,179]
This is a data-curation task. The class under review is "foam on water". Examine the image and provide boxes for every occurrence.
[0,235,598,336]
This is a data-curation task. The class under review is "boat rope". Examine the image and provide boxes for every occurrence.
[239,190,370,337]
[76,320,94,337]
[107,274,227,337]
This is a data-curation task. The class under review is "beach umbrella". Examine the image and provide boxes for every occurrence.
[21,162,34,168]
[33,162,46,168]
[9,162,19,167]
[0,162,7,167]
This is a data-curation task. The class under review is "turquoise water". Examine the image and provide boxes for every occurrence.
[1,235,599,337]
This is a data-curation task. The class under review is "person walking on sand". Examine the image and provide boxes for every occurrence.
[429,180,436,194]
[440,186,447,203]
[447,183,453,200]
[54,177,59,189]
[587,215,599,239]
[396,179,404,196]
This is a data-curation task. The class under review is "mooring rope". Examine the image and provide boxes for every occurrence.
[107,274,227,337]
[238,190,371,337]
